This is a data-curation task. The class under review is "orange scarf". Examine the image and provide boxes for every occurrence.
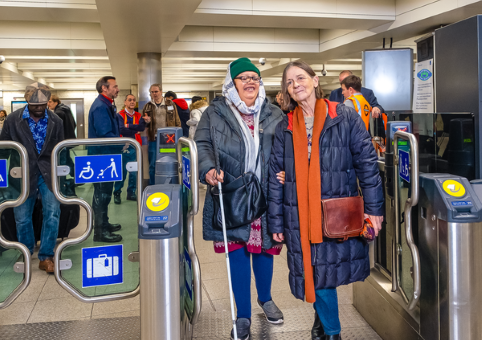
[293,99,327,303]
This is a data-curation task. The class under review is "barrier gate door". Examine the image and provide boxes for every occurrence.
[177,137,202,338]
[393,131,421,311]
[0,141,30,309]
[51,138,142,303]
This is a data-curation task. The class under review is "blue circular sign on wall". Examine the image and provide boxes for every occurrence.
[417,69,432,81]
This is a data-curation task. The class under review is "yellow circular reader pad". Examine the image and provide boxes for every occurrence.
[442,180,466,197]
[146,192,170,211]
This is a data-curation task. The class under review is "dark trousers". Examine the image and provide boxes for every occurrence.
[92,181,114,235]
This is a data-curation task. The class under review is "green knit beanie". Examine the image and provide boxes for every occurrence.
[230,58,260,80]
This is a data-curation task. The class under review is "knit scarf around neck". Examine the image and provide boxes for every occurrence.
[293,98,326,303]
[222,62,266,180]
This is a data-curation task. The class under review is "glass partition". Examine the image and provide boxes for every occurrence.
[0,145,29,305]
[381,112,475,180]
[55,142,139,298]
[396,136,414,301]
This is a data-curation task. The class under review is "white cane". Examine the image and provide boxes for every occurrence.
[212,127,238,340]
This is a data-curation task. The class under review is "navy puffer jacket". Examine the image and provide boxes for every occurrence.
[268,101,384,300]
[195,97,284,249]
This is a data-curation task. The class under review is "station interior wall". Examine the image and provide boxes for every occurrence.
[0,90,210,138]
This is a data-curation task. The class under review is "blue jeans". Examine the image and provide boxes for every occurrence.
[114,146,137,195]
[148,140,157,185]
[314,288,342,336]
[229,247,274,319]
[14,175,60,261]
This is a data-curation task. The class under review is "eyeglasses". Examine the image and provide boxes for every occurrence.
[286,75,310,88]
[235,76,261,83]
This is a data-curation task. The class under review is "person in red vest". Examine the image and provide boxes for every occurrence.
[114,94,145,204]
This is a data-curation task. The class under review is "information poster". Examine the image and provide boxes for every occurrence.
[412,59,434,113]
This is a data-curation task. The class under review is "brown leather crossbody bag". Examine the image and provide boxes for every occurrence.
[321,196,365,241]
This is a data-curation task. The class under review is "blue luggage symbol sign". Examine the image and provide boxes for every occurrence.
[0,159,8,188]
[399,150,410,183]
[82,244,123,288]
[75,154,122,184]
[182,156,191,190]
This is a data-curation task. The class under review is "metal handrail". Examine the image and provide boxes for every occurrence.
[176,137,202,325]
[51,138,142,303]
[393,131,420,311]
[177,138,199,215]
[0,141,30,309]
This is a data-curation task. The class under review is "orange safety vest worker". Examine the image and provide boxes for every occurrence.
[345,93,371,131]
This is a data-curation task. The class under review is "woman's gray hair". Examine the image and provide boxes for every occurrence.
[280,60,324,112]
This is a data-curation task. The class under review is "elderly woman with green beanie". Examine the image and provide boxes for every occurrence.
[195,58,285,340]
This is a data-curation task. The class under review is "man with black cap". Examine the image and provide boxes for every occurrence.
[0,83,65,273]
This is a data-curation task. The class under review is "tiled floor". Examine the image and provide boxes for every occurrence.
[0,184,381,339]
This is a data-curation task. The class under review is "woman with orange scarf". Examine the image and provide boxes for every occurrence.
[268,60,384,340]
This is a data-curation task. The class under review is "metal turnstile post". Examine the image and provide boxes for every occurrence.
[139,184,183,340]
[419,174,482,340]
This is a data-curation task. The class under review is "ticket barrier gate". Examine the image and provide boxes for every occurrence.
[0,141,30,309]
[0,134,200,339]
[139,130,201,340]
[355,123,482,339]
[419,174,482,340]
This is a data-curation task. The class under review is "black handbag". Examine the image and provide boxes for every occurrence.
[211,172,267,229]
[210,125,267,230]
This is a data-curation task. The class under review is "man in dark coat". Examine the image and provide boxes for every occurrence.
[88,76,122,243]
[0,83,65,273]
[47,95,76,139]
[165,91,190,137]
[48,95,77,196]
[329,70,384,118]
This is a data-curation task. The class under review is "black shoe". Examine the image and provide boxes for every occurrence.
[126,193,137,201]
[114,192,121,204]
[93,231,122,243]
[312,312,325,340]
[106,223,121,232]
[325,335,341,340]
[230,318,250,340]
[257,299,284,324]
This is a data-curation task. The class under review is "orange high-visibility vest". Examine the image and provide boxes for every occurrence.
[346,93,371,130]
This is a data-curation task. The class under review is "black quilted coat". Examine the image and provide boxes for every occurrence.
[268,101,384,300]
[195,97,284,249]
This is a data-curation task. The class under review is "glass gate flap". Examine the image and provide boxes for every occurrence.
[0,141,30,309]
[177,137,201,327]
[52,138,142,302]
[394,131,421,310]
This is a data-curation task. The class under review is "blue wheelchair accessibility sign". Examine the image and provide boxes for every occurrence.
[82,244,123,288]
[0,159,8,188]
[399,150,410,183]
[182,156,191,190]
[75,154,122,184]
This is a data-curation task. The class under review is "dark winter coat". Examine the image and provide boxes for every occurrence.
[88,94,120,155]
[195,97,284,249]
[54,103,77,140]
[0,106,65,197]
[173,98,190,137]
[268,101,384,300]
